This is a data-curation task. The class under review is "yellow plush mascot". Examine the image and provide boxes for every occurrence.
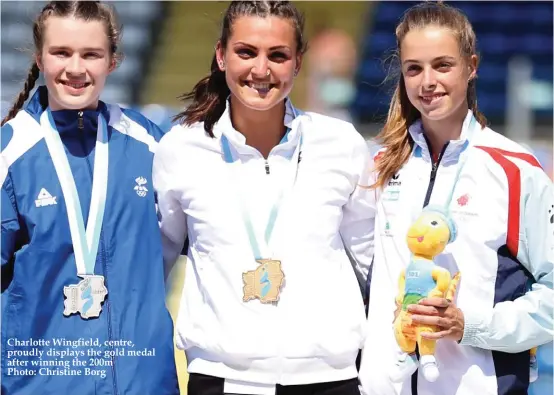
[391,205,459,383]
[390,206,539,384]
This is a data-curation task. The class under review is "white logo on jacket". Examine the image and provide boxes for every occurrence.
[35,188,57,207]
[134,176,148,197]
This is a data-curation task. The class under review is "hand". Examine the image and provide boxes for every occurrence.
[408,297,465,342]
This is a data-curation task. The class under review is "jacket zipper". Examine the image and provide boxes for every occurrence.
[77,113,119,395]
[265,160,270,174]
[412,140,448,395]
[422,142,449,207]
[77,111,84,129]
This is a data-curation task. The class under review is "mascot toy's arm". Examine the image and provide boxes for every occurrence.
[429,267,451,299]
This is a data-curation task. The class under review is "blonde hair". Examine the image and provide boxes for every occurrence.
[1,1,122,126]
[372,1,487,189]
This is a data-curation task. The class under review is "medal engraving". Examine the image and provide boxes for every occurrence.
[63,275,108,319]
[242,259,285,304]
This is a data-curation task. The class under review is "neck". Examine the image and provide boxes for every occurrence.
[229,96,286,158]
[421,105,469,157]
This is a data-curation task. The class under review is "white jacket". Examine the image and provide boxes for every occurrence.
[153,100,376,385]
[359,111,554,395]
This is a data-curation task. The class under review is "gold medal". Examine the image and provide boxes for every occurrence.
[242,259,285,304]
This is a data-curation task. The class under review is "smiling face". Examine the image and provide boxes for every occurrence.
[37,16,114,111]
[406,210,451,258]
[216,15,302,113]
[400,25,476,122]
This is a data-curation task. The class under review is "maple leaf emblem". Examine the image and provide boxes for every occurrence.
[457,194,469,206]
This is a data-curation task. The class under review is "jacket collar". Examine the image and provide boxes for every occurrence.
[408,110,477,164]
[214,97,302,155]
[25,85,111,136]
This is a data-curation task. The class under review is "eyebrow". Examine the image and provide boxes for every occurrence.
[233,42,291,51]
[48,46,106,52]
[402,55,457,65]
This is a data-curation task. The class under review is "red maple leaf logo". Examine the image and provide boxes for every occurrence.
[457,194,470,206]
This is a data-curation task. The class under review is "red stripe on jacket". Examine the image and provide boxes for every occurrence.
[476,146,542,257]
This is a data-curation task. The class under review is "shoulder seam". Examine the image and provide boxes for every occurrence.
[1,111,44,185]
[108,104,158,153]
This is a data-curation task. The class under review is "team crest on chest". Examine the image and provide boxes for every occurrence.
[134,176,148,197]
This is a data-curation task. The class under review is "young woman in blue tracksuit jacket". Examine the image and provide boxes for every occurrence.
[1,2,178,394]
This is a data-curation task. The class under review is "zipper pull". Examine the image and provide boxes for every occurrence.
[77,111,84,129]
[265,160,270,175]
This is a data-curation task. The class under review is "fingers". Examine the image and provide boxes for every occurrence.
[407,304,440,316]
[420,330,450,340]
[410,314,450,328]
[418,297,450,308]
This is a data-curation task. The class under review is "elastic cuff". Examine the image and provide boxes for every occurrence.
[458,307,489,347]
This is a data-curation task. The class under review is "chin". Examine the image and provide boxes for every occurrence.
[238,84,290,109]
[419,106,453,122]
[54,94,98,111]
[239,95,280,112]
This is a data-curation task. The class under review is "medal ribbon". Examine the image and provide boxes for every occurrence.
[41,109,109,276]
[221,129,302,260]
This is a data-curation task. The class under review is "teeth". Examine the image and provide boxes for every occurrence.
[66,82,86,89]
[422,94,444,101]
[249,83,270,90]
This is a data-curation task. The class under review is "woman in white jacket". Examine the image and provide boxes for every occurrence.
[153,2,376,394]
[358,2,553,395]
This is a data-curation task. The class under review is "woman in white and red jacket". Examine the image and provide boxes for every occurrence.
[359,3,553,395]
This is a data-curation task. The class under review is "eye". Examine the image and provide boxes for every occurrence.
[84,52,101,59]
[54,50,70,58]
[404,64,421,76]
[430,221,439,226]
[437,62,452,71]
[270,51,289,62]
[237,48,256,58]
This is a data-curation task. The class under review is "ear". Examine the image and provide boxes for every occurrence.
[35,54,44,72]
[215,41,225,71]
[108,57,117,74]
[294,53,303,77]
[468,54,478,81]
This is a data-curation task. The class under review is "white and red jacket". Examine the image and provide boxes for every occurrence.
[359,110,553,395]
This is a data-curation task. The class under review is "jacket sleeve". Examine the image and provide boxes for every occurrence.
[339,129,377,296]
[460,166,554,352]
[152,131,188,281]
[1,168,20,270]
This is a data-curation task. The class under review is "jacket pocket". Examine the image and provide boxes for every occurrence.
[178,246,281,362]
[280,247,367,361]
[2,292,23,366]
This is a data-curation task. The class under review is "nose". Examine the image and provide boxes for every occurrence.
[66,53,86,75]
[421,67,437,91]
[251,56,270,78]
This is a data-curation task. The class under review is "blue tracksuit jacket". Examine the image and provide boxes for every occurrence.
[1,86,179,395]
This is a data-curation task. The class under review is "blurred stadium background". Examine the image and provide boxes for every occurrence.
[1,1,552,394]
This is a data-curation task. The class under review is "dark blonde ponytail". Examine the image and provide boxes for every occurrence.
[1,63,40,126]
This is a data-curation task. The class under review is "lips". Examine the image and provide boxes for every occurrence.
[244,81,275,94]
[61,81,91,89]
[408,235,425,243]
[420,93,446,105]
